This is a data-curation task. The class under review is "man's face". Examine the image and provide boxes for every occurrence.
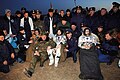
[6,11,11,17]
[20,30,25,34]
[36,14,41,18]
[24,13,29,18]
[0,35,4,41]
[41,35,47,41]
[21,10,26,14]
[35,30,39,35]
[105,33,112,40]
[89,10,95,16]
[17,14,21,18]
[76,9,81,13]
[49,12,53,17]
[101,9,107,16]
[60,10,64,16]
[66,33,72,38]
[113,7,119,13]
[62,20,67,25]
[98,27,103,32]
[71,25,76,31]
[66,11,70,15]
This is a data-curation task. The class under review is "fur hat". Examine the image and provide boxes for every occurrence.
[89,7,96,11]
[5,9,11,14]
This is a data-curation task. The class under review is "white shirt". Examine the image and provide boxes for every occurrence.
[20,17,34,30]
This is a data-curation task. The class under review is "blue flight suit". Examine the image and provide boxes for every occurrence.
[98,38,119,64]
[66,37,78,62]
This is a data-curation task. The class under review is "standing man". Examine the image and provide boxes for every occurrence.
[14,10,22,33]
[64,29,78,63]
[58,10,65,22]
[85,7,98,33]
[34,10,45,34]
[44,9,59,38]
[71,6,86,31]
[3,9,17,36]
[20,11,34,41]
[107,2,120,30]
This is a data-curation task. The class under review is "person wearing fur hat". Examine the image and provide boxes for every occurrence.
[33,10,45,34]
[85,7,98,33]
[31,10,37,22]
[44,8,59,38]
[71,5,86,32]
[3,9,17,36]
[107,2,120,30]
[20,11,34,42]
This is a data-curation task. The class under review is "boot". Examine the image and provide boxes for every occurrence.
[23,68,33,78]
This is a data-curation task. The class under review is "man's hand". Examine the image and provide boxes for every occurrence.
[84,45,91,49]
[34,51,40,56]
[56,44,61,49]
[3,60,8,65]
[47,46,52,50]
[28,40,33,44]
[64,48,69,52]
[53,24,56,28]
[10,34,16,37]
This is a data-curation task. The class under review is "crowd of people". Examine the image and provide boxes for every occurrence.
[0,1,120,80]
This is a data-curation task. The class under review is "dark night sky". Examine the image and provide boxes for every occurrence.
[0,0,120,15]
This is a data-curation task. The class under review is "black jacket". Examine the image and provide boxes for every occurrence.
[44,14,59,34]
[0,40,14,63]
[2,15,17,35]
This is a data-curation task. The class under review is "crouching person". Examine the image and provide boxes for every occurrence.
[24,32,56,78]
[0,31,15,73]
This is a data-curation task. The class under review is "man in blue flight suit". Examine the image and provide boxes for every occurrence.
[64,29,78,63]
[0,30,15,73]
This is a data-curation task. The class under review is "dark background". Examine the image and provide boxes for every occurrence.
[0,0,120,15]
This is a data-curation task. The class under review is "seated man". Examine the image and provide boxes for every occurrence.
[0,30,15,73]
[24,32,56,78]
[64,29,78,63]
[17,27,30,63]
[98,32,119,65]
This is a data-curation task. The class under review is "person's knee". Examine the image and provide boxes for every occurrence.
[0,65,10,73]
